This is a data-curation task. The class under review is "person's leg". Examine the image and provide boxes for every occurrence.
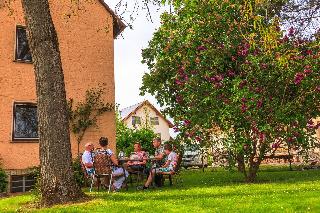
[113,167,124,178]
[113,176,125,190]
[144,169,156,187]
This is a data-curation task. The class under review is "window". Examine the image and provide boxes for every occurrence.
[13,103,38,140]
[132,116,141,126]
[11,175,36,193]
[150,117,159,125]
[15,26,32,62]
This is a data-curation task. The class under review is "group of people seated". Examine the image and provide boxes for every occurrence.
[82,137,178,192]
[82,137,129,191]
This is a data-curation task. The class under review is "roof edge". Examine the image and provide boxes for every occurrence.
[121,100,174,128]
[98,0,126,38]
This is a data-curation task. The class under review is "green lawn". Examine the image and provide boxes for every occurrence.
[1,166,320,212]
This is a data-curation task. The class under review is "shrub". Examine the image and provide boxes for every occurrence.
[72,157,86,187]
[0,168,7,193]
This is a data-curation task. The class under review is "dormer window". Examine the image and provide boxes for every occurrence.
[15,26,32,62]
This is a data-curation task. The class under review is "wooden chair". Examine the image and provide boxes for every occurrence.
[93,153,114,193]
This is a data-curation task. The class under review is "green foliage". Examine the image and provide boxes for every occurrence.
[116,109,157,155]
[0,168,7,193]
[72,157,86,187]
[28,166,41,200]
[68,84,114,154]
[140,0,320,181]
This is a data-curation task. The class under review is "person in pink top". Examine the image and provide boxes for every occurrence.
[127,142,147,172]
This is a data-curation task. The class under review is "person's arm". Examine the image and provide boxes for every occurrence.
[110,154,119,166]
[141,158,147,165]
[82,153,93,168]
[140,152,147,165]
[161,160,170,168]
[84,162,93,168]
[155,153,164,160]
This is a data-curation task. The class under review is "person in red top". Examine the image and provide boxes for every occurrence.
[127,142,147,172]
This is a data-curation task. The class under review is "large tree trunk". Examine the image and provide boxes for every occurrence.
[21,0,84,206]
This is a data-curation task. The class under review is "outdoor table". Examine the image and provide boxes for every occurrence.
[118,158,162,187]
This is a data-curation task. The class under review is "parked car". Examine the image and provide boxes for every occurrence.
[182,150,208,169]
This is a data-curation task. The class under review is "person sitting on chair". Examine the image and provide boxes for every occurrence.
[151,137,166,186]
[82,142,95,175]
[97,137,128,191]
[141,143,177,189]
[126,142,147,173]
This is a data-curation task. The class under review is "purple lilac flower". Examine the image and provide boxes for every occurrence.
[294,72,305,85]
[227,70,235,77]
[288,27,295,37]
[239,80,247,89]
[256,99,263,108]
[183,119,191,126]
[241,103,247,113]
[197,45,207,51]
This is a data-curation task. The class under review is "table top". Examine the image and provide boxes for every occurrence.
[119,157,160,162]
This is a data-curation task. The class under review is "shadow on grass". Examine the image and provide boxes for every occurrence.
[91,180,318,204]
[87,167,320,201]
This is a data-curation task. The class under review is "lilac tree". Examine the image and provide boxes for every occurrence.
[141,0,320,182]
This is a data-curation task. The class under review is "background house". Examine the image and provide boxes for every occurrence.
[0,0,125,192]
[120,100,173,141]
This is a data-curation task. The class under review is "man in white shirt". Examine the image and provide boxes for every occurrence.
[82,143,95,174]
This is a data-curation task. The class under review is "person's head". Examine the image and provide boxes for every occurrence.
[133,142,142,152]
[99,137,108,148]
[85,143,94,151]
[163,143,172,155]
[152,137,161,148]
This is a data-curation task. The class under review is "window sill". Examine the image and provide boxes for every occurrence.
[11,138,39,143]
[13,60,33,64]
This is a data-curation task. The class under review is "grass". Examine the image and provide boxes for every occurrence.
[1,166,320,212]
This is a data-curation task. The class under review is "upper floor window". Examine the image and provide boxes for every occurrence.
[150,117,159,125]
[15,26,32,62]
[13,103,38,140]
[132,116,141,126]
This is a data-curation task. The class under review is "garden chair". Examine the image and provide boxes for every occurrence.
[161,154,183,186]
[128,165,146,187]
[93,152,114,193]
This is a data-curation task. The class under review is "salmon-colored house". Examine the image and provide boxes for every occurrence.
[0,1,125,192]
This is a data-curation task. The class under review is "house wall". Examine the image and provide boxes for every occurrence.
[0,1,117,171]
[123,104,171,141]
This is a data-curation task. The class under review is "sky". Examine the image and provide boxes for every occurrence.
[104,1,166,110]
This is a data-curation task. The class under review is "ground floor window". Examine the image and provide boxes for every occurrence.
[10,174,36,193]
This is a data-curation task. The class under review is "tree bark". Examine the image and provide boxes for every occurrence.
[246,162,260,183]
[21,0,84,206]
[236,153,246,173]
